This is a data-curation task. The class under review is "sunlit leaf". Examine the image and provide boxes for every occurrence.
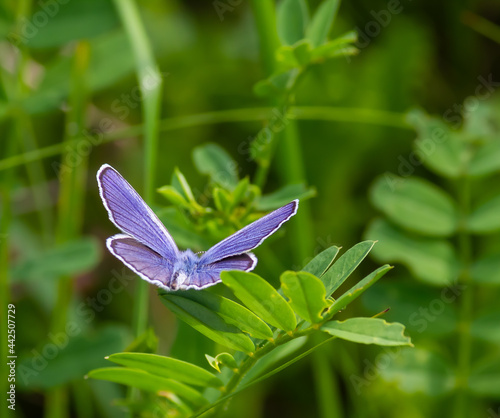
[306,0,339,47]
[107,352,223,388]
[160,294,255,353]
[321,318,412,346]
[281,271,329,323]
[310,31,357,61]
[87,368,208,407]
[326,265,392,316]
[206,352,237,373]
[365,219,459,286]
[175,289,274,340]
[171,168,196,204]
[370,176,459,237]
[467,194,500,234]
[320,241,376,297]
[221,271,297,332]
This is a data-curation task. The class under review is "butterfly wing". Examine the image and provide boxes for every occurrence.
[107,234,174,290]
[97,164,179,260]
[199,200,298,266]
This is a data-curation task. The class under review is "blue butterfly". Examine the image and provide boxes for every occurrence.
[97,164,298,291]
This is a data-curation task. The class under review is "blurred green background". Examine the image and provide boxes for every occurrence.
[1,0,500,417]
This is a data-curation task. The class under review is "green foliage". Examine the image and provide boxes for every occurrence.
[89,242,410,416]
[365,97,500,412]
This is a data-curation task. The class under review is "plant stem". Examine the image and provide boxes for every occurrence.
[0,106,410,173]
[46,41,90,418]
[249,0,280,76]
[0,129,17,416]
[112,0,162,339]
[454,176,473,418]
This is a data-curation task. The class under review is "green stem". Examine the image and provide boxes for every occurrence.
[0,106,410,172]
[453,176,473,418]
[46,41,90,418]
[113,0,162,341]
[0,129,17,416]
[249,0,280,75]
[461,11,500,44]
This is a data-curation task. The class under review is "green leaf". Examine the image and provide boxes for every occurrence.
[221,271,297,332]
[256,183,316,211]
[230,177,250,208]
[467,194,500,234]
[20,0,119,49]
[157,185,189,208]
[213,188,233,213]
[175,289,274,340]
[306,0,340,47]
[321,318,412,346]
[406,109,466,178]
[25,32,135,114]
[292,40,312,66]
[302,245,340,278]
[378,347,455,395]
[320,241,376,297]
[469,357,500,396]
[277,0,309,45]
[281,271,329,323]
[171,168,196,204]
[365,219,459,286]
[470,311,500,343]
[192,143,238,190]
[310,30,358,62]
[87,368,208,407]
[370,176,459,237]
[468,140,500,177]
[18,326,129,389]
[327,265,392,316]
[107,353,223,388]
[11,237,100,282]
[160,294,255,353]
[471,254,500,285]
[206,352,237,372]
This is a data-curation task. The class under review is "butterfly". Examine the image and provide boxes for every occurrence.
[97,164,298,291]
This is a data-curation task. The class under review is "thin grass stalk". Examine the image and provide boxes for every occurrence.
[45,41,90,418]
[112,0,163,340]
[0,106,410,172]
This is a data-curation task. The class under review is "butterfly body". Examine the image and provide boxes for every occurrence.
[97,164,297,291]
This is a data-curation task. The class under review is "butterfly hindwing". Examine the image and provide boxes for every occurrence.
[107,234,174,290]
[97,164,179,260]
